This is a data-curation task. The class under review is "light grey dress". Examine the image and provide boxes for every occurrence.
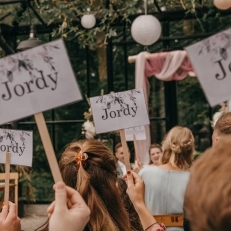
[139,166,190,231]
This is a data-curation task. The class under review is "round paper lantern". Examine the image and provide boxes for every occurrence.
[81,14,96,29]
[214,0,231,10]
[131,15,162,46]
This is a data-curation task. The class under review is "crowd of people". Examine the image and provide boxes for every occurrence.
[1,112,231,231]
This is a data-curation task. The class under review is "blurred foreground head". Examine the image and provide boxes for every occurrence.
[59,139,130,231]
[184,139,231,231]
[213,112,231,145]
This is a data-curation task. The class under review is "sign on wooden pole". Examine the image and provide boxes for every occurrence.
[34,112,62,182]
[133,134,140,161]
[0,129,33,209]
[119,130,131,172]
[90,89,150,171]
[0,39,82,183]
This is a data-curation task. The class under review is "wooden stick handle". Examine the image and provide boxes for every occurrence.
[34,112,62,183]
[4,152,10,207]
[128,54,150,63]
[120,129,131,172]
[133,134,140,161]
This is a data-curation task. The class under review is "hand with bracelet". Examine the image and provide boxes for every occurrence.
[124,171,166,231]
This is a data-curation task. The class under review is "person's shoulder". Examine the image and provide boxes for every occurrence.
[139,165,159,177]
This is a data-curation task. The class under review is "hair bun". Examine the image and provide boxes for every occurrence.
[171,144,181,154]
[181,140,193,151]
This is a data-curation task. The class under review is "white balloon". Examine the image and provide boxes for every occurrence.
[214,0,231,10]
[81,14,96,29]
[131,15,162,46]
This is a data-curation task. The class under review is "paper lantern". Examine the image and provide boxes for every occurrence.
[214,0,231,10]
[131,15,162,46]
[81,14,96,29]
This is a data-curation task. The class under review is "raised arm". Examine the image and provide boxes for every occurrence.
[125,171,165,231]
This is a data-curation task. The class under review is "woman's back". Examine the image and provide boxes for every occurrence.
[140,126,194,231]
[139,166,189,215]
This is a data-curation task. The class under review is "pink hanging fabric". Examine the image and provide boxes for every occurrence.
[135,52,151,164]
[135,51,196,164]
[145,50,195,81]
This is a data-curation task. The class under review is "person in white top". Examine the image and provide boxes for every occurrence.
[139,126,195,231]
[114,142,130,177]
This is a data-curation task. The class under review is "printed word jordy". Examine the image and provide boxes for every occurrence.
[0,143,25,156]
[102,105,138,120]
[1,70,58,101]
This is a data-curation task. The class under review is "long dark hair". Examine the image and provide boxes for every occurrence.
[59,139,131,231]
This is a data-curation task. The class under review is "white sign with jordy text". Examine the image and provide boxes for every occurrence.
[0,129,33,166]
[125,126,146,141]
[185,27,231,106]
[0,39,82,125]
[90,89,150,134]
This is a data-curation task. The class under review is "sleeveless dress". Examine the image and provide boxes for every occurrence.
[139,166,190,231]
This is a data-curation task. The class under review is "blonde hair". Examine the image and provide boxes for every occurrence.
[214,112,231,135]
[160,126,194,170]
[184,138,231,231]
[59,139,131,231]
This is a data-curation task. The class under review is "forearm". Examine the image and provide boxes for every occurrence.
[133,202,158,231]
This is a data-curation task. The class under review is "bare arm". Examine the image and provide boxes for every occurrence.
[125,171,165,231]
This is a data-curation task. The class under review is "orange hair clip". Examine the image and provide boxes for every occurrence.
[76,152,88,169]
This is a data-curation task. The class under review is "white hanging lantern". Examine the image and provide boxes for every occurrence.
[131,15,162,46]
[131,0,161,46]
[81,14,96,29]
[213,0,231,10]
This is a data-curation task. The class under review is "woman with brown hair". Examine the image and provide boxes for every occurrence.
[139,126,195,231]
[149,144,163,165]
[59,139,133,231]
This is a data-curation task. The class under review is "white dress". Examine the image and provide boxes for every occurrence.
[139,166,190,231]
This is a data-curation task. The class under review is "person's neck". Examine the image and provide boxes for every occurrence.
[158,163,182,171]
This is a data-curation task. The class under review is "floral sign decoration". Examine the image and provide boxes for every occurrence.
[0,44,59,84]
